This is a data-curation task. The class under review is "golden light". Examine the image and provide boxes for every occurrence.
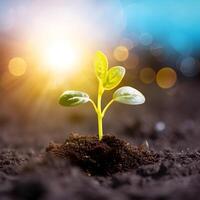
[113,46,129,62]
[43,40,79,73]
[140,67,155,84]
[156,67,177,89]
[8,57,27,76]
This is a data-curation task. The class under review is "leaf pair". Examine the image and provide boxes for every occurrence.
[59,87,145,107]
[94,51,125,90]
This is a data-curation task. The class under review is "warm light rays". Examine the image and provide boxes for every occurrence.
[42,40,81,74]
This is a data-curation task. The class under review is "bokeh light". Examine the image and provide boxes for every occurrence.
[8,57,27,76]
[113,46,129,62]
[156,67,177,89]
[155,121,166,132]
[139,33,153,46]
[150,44,163,57]
[140,67,156,84]
[180,57,199,77]
[119,38,135,50]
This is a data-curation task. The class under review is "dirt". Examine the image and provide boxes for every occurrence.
[0,81,200,200]
[46,134,157,176]
[0,145,199,200]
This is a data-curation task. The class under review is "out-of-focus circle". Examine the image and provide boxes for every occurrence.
[156,67,177,89]
[155,121,166,132]
[113,46,129,62]
[139,33,153,46]
[119,38,135,50]
[150,44,163,57]
[8,57,27,76]
[140,67,155,84]
[180,57,199,77]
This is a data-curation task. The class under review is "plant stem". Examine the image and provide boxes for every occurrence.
[89,99,98,114]
[102,99,114,117]
[97,82,104,141]
[97,113,103,141]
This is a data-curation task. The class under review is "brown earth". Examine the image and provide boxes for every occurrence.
[0,81,200,200]
[46,134,157,176]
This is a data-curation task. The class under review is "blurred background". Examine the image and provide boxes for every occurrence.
[0,0,200,150]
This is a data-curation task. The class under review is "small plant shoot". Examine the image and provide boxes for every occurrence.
[59,51,145,140]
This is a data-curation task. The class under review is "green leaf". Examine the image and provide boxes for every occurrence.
[103,66,125,90]
[59,91,89,107]
[113,86,145,105]
[94,51,108,82]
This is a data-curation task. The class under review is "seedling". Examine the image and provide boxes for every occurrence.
[59,51,145,140]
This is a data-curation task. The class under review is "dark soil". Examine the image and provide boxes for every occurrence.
[46,134,158,176]
[0,81,200,200]
[0,147,200,200]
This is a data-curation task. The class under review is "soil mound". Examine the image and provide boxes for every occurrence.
[46,134,158,176]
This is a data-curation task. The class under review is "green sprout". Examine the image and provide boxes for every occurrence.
[59,51,145,141]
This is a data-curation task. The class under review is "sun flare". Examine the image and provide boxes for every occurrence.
[43,40,80,73]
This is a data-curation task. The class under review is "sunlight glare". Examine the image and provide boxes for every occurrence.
[43,40,79,73]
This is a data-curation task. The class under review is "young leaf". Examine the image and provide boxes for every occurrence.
[59,91,89,107]
[113,86,145,105]
[94,51,108,82]
[103,66,125,90]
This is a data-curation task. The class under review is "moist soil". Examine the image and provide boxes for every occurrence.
[0,138,199,200]
[0,81,200,200]
[46,134,158,176]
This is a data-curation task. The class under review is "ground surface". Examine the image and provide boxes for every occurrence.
[46,134,157,176]
[0,81,200,200]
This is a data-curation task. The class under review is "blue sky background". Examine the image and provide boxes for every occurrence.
[123,0,200,53]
